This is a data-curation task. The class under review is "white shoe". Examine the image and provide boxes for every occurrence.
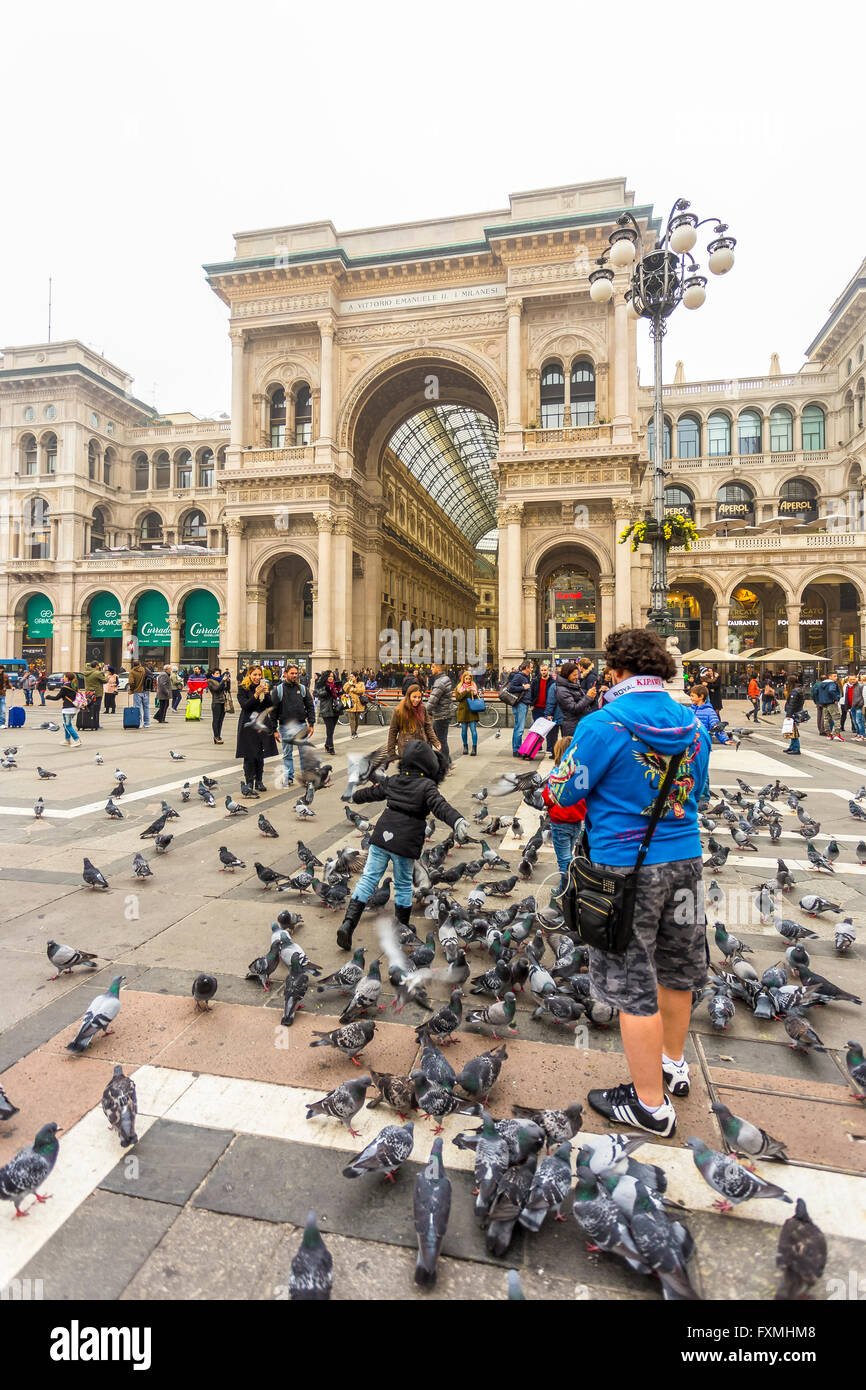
[662,1056,691,1097]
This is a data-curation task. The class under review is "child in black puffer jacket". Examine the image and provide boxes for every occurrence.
[336,739,468,949]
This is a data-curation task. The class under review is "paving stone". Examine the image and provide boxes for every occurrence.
[13,1190,178,1300]
[99,1118,234,1204]
[43,988,200,1069]
[120,1207,285,1300]
[0,964,151,1072]
[714,1085,866,1172]
[684,1210,866,1301]
[0,1048,117,1166]
[707,1064,854,1103]
[696,1032,846,1086]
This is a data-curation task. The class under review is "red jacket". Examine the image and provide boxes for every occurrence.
[542,782,586,823]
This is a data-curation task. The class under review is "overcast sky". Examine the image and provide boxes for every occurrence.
[2,0,859,418]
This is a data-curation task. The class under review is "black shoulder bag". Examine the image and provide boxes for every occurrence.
[560,752,682,954]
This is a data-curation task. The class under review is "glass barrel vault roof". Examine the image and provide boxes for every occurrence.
[388,404,499,550]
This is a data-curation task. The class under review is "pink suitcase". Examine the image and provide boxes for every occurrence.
[518,730,544,758]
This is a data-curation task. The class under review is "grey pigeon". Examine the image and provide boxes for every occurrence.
[198,785,215,808]
[473,1110,510,1217]
[512,1102,584,1151]
[0,1084,20,1122]
[796,964,862,1006]
[105,798,124,820]
[845,1041,866,1100]
[255,862,289,890]
[246,940,280,991]
[181,782,191,801]
[799,894,840,917]
[219,846,246,873]
[258,813,279,838]
[38,722,60,731]
[281,954,310,1027]
[154,833,173,854]
[225,793,248,816]
[289,1211,333,1301]
[310,1019,375,1062]
[140,812,168,839]
[578,1132,647,1177]
[132,852,153,879]
[414,1136,452,1286]
[101,1065,138,1148]
[485,1152,538,1256]
[33,797,44,818]
[341,1121,414,1180]
[774,918,818,943]
[192,974,218,1011]
[0,1123,62,1216]
[711,1101,788,1161]
[455,1043,508,1102]
[419,1036,457,1090]
[46,940,98,979]
[571,1165,642,1264]
[306,1075,372,1136]
[66,976,124,1052]
[518,1139,573,1231]
[82,858,109,890]
[316,948,367,996]
[338,959,383,1023]
[685,1137,792,1212]
[411,1072,479,1133]
[835,919,856,954]
[36,766,56,780]
[465,991,517,1038]
[775,1198,827,1301]
[629,1181,700,1299]
[169,749,185,760]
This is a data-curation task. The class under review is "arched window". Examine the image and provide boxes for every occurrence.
[88,440,99,480]
[269,386,287,447]
[102,446,114,486]
[139,511,163,548]
[198,449,214,488]
[91,508,107,551]
[570,360,595,426]
[664,485,695,520]
[676,414,701,459]
[21,434,38,476]
[133,453,150,491]
[707,411,732,456]
[176,450,192,489]
[294,384,312,445]
[540,362,565,428]
[41,432,57,476]
[845,392,855,437]
[801,404,825,451]
[28,497,50,558]
[857,379,865,431]
[779,477,818,522]
[769,407,793,452]
[154,451,170,490]
[181,510,208,546]
[737,409,762,455]
[647,415,672,462]
[716,481,754,523]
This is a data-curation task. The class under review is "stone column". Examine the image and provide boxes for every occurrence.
[498,502,524,661]
[71,618,87,672]
[246,584,268,649]
[364,538,383,670]
[599,578,616,641]
[169,615,181,666]
[313,512,335,660]
[613,500,634,627]
[785,602,801,650]
[613,296,630,425]
[317,318,335,443]
[522,579,538,652]
[505,298,523,430]
[224,517,246,658]
[332,516,354,671]
[716,603,731,653]
[252,393,267,447]
[858,608,866,664]
[229,330,245,449]
[120,612,133,666]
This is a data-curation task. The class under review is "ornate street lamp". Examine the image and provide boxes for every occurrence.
[591,200,736,635]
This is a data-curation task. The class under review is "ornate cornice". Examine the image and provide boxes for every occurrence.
[313,511,335,533]
[497,502,524,525]
[224,516,245,537]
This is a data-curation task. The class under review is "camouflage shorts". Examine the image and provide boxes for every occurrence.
[587,857,708,1018]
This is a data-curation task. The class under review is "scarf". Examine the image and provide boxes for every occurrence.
[603,674,665,703]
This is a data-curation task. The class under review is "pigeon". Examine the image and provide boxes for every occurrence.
[761,962,788,991]
[105,798,124,820]
[310,1019,376,1063]
[685,1137,792,1213]
[219,846,246,873]
[140,812,168,839]
[258,813,279,838]
[825,838,840,864]
[295,801,316,820]
[774,918,818,943]
[274,931,321,977]
[46,940,98,979]
[93,751,102,764]
[411,1072,479,1134]
[82,858,108,890]
[192,974,218,1011]
[132,852,153,880]
[240,779,259,799]
[416,989,463,1046]
[0,1123,62,1217]
[571,1166,642,1263]
[465,991,517,1038]
[363,878,392,912]
[0,1084,20,1122]
[279,872,314,895]
[306,1075,372,1136]
[845,1040,866,1100]
[367,1071,417,1120]
[485,874,519,897]
[512,1102,584,1152]
[316,948,367,996]
[704,847,729,870]
[711,1101,788,1162]
[473,1111,511,1217]
[66,975,124,1052]
[154,833,173,854]
[628,1182,700,1300]
[169,749,185,760]
[339,960,383,1023]
[341,1121,415,1181]
[110,783,125,799]
[414,1137,452,1287]
[418,1037,457,1090]
[201,776,218,789]
[225,794,248,816]
[850,800,866,821]
[101,1065,138,1148]
[289,1211,333,1301]
[180,782,191,802]
[775,1198,827,1301]
[1,757,17,770]
[33,797,44,819]
[455,1044,508,1102]
[806,842,834,874]
[297,840,323,869]
[37,722,59,731]
[36,767,56,780]
[485,1152,539,1257]
[246,940,281,991]
[254,862,290,890]
[706,987,735,1030]
[344,748,393,800]
[714,923,753,960]
[799,894,841,917]
[796,965,862,1006]
[784,1010,825,1052]
[857,841,866,865]
[518,1140,573,1230]
[198,785,216,808]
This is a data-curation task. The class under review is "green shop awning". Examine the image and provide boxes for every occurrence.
[89,591,121,638]
[26,594,54,639]
[136,591,170,644]
[184,589,220,648]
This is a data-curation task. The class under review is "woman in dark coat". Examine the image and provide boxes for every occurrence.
[315,669,342,755]
[553,662,596,740]
[235,666,277,791]
[208,668,230,745]
[704,667,723,715]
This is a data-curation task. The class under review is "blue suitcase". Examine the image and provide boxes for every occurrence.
[123,700,141,729]
[9,706,25,728]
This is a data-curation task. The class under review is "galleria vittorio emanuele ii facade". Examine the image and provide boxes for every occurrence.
[1,176,864,677]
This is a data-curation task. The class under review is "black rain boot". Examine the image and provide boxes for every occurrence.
[394,902,412,928]
[336,896,365,951]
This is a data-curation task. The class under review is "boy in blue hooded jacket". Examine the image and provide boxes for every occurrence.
[550,627,710,1137]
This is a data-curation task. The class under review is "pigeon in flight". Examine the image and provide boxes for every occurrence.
[66,975,124,1053]
[0,1123,62,1217]
[192,974,218,1011]
[82,858,109,890]
[101,1066,138,1148]
[46,940,98,979]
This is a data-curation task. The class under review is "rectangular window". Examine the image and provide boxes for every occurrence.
[295,421,311,446]
[540,402,565,428]
[46,451,57,475]
[178,468,192,489]
[572,402,596,427]
[200,467,214,488]
[770,417,793,452]
[270,424,285,448]
[25,456,37,476]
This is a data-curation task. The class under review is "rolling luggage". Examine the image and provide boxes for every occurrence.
[517,730,543,759]
[9,706,25,728]
[123,696,141,729]
[185,696,202,721]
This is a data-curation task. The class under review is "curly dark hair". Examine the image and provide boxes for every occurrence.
[604,626,676,680]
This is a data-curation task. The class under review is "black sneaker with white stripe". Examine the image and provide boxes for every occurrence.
[586,1082,677,1137]
[662,1057,690,1098]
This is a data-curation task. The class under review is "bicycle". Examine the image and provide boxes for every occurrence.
[337,695,387,728]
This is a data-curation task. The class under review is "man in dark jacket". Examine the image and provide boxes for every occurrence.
[426,662,453,767]
[814,674,842,739]
[528,659,556,755]
[335,739,468,948]
[783,677,805,754]
[506,661,532,755]
[271,664,315,786]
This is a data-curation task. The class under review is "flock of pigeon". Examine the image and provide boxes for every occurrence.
[2,728,865,1301]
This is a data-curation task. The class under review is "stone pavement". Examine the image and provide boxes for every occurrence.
[0,697,864,1302]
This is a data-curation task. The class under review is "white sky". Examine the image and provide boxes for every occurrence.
[2,0,859,417]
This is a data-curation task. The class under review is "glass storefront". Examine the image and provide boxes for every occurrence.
[547,571,596,651]
[88,590,122,667]
[134,591,170,664]
[25,594,53,668]
[667,591,701,650]
[726,587,762,653]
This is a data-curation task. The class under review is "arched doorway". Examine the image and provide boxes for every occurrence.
[181,589,221,667]
[263,555,314,655]
[725,579,788,654]
[86,591,122,668]
[22,593,54,670]
[132,591,170,665]
[532,544,603,658]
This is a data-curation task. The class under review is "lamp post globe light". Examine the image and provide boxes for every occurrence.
[592,199,736,637]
